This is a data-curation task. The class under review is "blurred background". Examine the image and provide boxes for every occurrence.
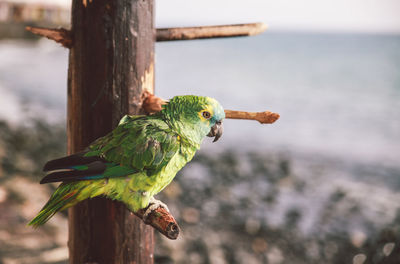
[0,0,399,263]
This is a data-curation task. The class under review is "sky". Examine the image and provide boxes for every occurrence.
[13,0,400,33]
[156,0,400,33]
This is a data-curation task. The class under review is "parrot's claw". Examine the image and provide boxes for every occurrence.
[142,198,170,223]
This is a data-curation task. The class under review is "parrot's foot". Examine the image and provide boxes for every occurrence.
[142,198,170,223]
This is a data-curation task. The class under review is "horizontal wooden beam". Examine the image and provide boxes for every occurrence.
[156,22,267,41]
[26,23,267,47]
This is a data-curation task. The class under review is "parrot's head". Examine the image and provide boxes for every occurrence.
[162,95,225,145]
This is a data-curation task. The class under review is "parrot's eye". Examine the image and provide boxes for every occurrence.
[202,111,211,119]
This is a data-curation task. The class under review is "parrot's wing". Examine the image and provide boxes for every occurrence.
[40,116,179,184]
[94,117,180,175]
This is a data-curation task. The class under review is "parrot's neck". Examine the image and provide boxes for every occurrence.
[176,120,208,147]
[160,112,207,149]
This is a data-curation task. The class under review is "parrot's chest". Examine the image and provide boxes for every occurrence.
[151,146,196,195]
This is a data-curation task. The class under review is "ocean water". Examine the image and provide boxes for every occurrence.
[155,32,400,169]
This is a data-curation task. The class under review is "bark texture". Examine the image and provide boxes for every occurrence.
[67,0,155,263]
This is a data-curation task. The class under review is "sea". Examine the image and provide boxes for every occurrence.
[0,31,399,236]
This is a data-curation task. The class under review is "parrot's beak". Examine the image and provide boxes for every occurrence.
[207,121,223,142]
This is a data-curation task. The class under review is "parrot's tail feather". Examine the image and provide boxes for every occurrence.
[40,161,107,184]
[43,152,105,172]
[28,208,58,227]
[28,186,79,227]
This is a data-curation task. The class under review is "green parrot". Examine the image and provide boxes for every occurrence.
[29,95,225,227]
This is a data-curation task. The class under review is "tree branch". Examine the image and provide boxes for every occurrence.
[224,109,280,124]
[156,22,267,41]
[135,206,180,240]
[142,91,167,113]
[25,26,72,48]
[143,93,280,124]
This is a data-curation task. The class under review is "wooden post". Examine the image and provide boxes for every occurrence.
[67,0,154,263]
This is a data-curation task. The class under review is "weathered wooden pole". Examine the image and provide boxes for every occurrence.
[67,0,154,263]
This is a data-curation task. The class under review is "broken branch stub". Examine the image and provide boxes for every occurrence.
[135,206,180,240]
[142,91,167,114]
[224,110,280,124]
[25,26,72,48]
[142,93,280,124]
